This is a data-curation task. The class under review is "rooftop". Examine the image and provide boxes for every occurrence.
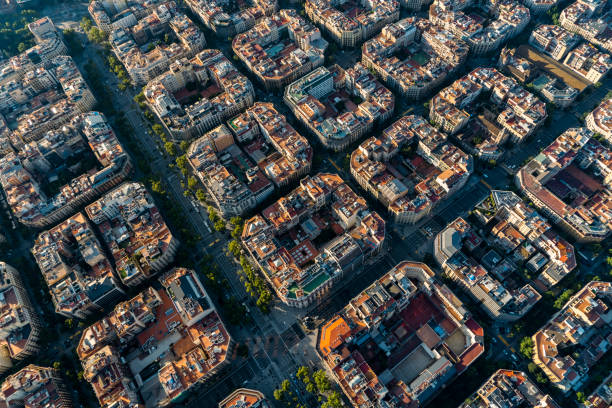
[85,182,178,286]
[0,365,71,408]
[232,9,327,85]
[0,111,130,227]
[184,0,277,36]
[144,49,254,137]
[362,17,468,99]
[218,388,270,408]
[517,127,612,241]
[459,369,561,408]
[31,212,123,318]
[285,63,395,150]
[305,0,399,45]
[586,98,612,140]
[0,262,40,365]
[242,173,385,307]
[78,268,230,407]
[106,1,206,84]
[532,281,612,392]
[351,114,472,224]
[317,261,485,407]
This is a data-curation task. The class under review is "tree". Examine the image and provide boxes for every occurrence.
[230,216,243,227]
[52,361,61,370]
[164,142,177,156]
[80,16,93,32]
[535,372,548,384]
[273,389,284,401]
[554,289,574,309]
[196,189,206,202]
[179,140,190,152]
[322,391,343,408]
[520,337,534,359]
[256,290,272,314]
[576,391,586,403]
[231,224,242,240]
[150,179,165,195]
[187,176,198,190]
[175,155,188,171]
[228,240,241,258]
[63,28,83,54]
[214,218,225,232]
[86,27,107,44]
[314,369,332,393]
[152,124,164,136]
[208,206,219,223]
[297,366,311,382]
[527,362,538,374]
[134,92,145,104]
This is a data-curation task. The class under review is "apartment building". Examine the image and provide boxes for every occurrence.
[516,127,612,242]
[437,189,577,295]
[234,103,313,187]
[586,98,611,141]
[233,9,328,91]
[85,182,179,287]
[219,389,270,408]
[0,112,131,228]
[459,369,561,408]
[539,76,579,108]
[435,218,542,321]
[0,17,67,86]
[362,17,468,100]
[188,102,312,216]
[188,125,271,217]
[88,0,139,33]
[532,281,612,392]
[242,173,385,308]
[32,212,126,319]
[77,268,232,407]
[429,0,530,55]
[560,0,612,52]
[431,67,547,144]
[106,2,207,85]
[564,42,612,83]
[529,24,580,60]
[284,64,394,151]
[0,55,96,145]
[305,0,400,48]
[351,114,472,225]
[582,373,612,408]
[317,261,485,407]
[0,365,73,407]
[523,0,561,14]
[0,262,41,375]
[401,0,435,10]
[145,49,254,139]
[185,0,277,37]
